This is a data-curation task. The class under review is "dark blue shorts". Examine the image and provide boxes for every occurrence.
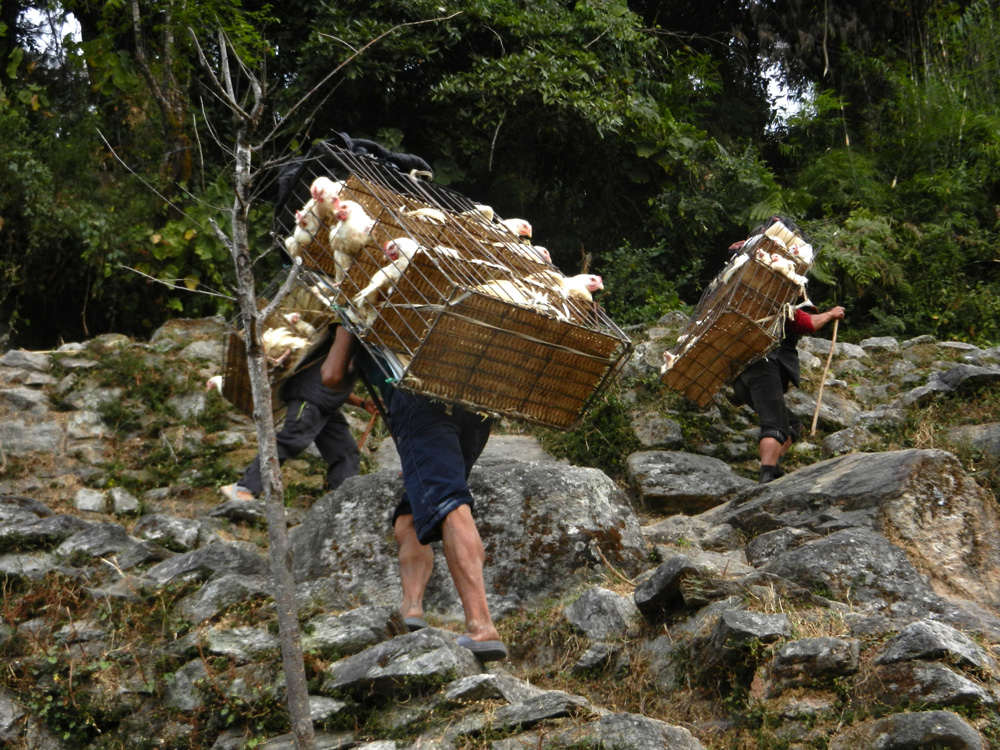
[386,390,492,544]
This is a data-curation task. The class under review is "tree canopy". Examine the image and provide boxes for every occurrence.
[2,0,998,348]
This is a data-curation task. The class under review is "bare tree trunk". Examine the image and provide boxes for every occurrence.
[196,29,316,750]
[230,148,315,750]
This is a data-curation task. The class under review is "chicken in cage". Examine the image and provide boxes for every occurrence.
[260,142,633,430]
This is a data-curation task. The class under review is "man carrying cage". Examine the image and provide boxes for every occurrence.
[320,324,507,662]
[731,297,845,483]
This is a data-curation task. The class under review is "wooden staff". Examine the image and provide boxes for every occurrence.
[357,411,379,449]
[810,318,839,437]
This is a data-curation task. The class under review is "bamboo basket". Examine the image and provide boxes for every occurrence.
[661,217,817,407]
[272,144,633,430]
[221,271,339,420]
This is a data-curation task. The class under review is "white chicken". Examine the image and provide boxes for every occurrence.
[458,204,495,225]
[309,176,344,219]
[284,200,324,259]
[766,253,809,285]
[352,237,423,312]
[474,278,553,309]
[787,241,815,265]
[328,197,377,284]
[720,252,750,284]
[283,311,317,339]
[498,217,532,239]
[506,243,550,265]
[307,283,336,308]
[402,207,448,225]
[261,326,310,367]
[432,244,462,260]
[562,273,604,302]
[768,253,796,276]
[205,375,223,393]
[523,270,603,303]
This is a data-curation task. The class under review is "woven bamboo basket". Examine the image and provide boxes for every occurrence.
[221,272,338,420]
[273,144,632,430]
[661,217,817,407]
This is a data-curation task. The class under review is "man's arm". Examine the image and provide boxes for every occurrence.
[321,325,357,391]
[808,306,846,332]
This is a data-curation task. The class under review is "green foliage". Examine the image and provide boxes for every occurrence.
[126,176,253,316]
[535,390,641,479]
[4,0,1000,354]
[598,241,688,326]
[94,348,175,414]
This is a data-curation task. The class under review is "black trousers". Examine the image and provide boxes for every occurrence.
[239,397,360,496]
[732,357,801,445]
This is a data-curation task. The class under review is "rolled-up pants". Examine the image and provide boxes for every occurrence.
[386,390,492,544]
[732,358,801,445]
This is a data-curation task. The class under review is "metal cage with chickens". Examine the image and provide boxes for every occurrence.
[660,216,818,408]
[274,142,633,430]
[220,269,339,421]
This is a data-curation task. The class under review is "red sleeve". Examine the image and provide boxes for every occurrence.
[788,308,815,334]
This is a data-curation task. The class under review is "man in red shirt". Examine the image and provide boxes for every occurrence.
[732,302,846,483]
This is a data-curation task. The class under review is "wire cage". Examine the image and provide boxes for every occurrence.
[247,143,633,431]
[660,216,818,407]
[221,268,339,421]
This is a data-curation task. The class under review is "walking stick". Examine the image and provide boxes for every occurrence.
[810,319,839,437]
[357,411,379,449]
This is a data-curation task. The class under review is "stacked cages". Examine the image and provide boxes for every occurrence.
[223,142,633,431]
[660,217,818,407]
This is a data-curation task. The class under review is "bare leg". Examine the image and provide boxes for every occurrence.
[758,436,785,466]
[394,514,433,620]
[440,504,500,642]
[758,436,793,483]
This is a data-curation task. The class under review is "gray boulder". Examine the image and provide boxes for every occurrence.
[904,363,1000,406]
[761,527,938,610]
[444,672,544,704]
[627,451,754,515]
[302,606,404,656]
[868,661,996,708]
[176,573,274,624]
[563,586,640,641]
[55,522,138,561]
[768,637,860,692]
[499,712,704,750]
[829,709,986,750]
[322,629,481,695]
[291,463,648,620]
[631,412,685,449]
[0,418,64,456]
[144,541,268,585]
[0,513,90,552]
[720,449,1000,608]
[633,554,699,622]
[947,421,1000,457]
[874,620,998,674]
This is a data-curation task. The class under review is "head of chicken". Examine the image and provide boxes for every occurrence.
[383,237,421,262]
[332,197,355,223]
[576,274,604,293]
[500,218,532,238]
[563,273,604,302]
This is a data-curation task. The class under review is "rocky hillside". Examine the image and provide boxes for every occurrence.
[1,314,999,749]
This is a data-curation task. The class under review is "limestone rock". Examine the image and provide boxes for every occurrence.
[291,463,648,620]
[627,451,753,515]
